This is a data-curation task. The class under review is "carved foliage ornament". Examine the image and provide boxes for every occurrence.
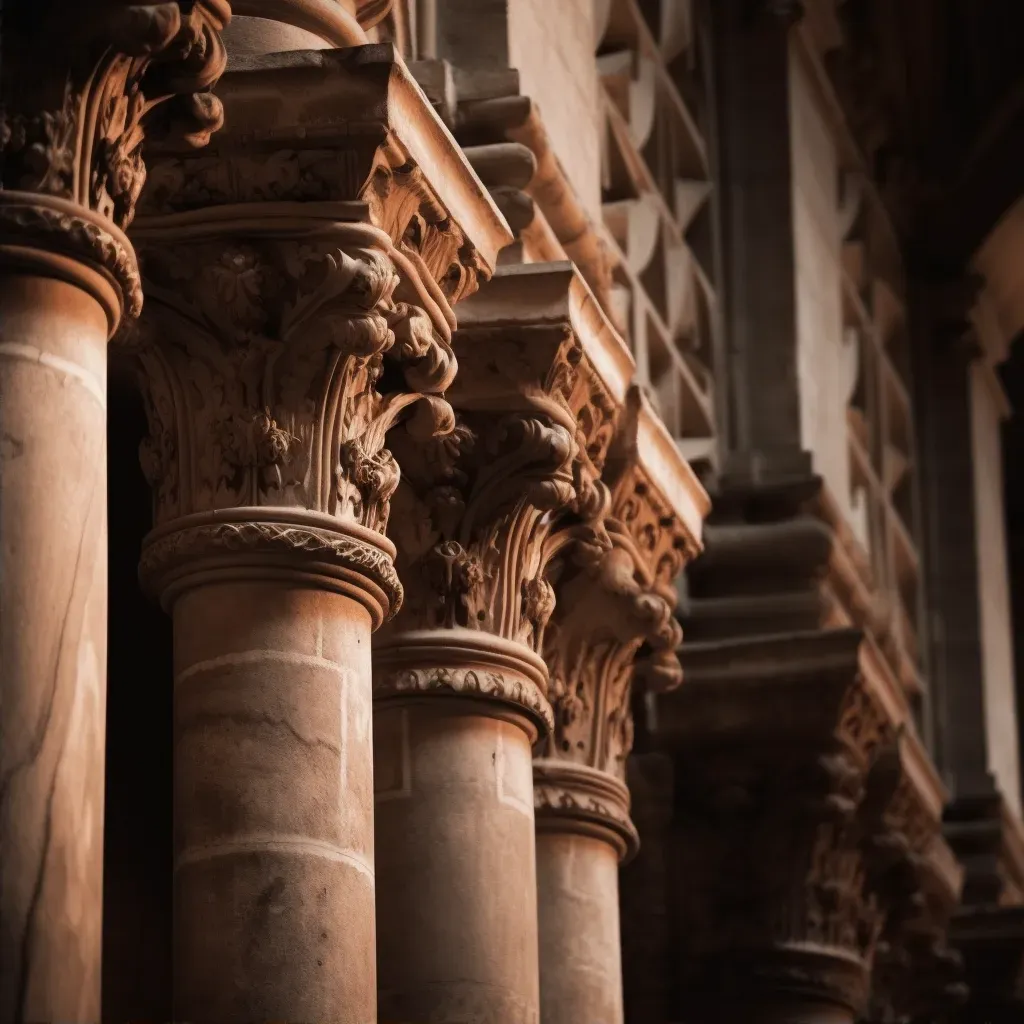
[0,1,231,316]
[538,495,684,780]
[144,151,489,309]
[674,677,903,1006]
[381,299,628,653]
[384,408,576,651]
[133,220,456,545]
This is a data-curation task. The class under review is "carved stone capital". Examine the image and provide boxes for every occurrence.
[658,630,898,1015]
[0,1,231,330]
[130,210,450,618]
[138,45,510,310]
[380,261,634,657]
[536,386,707,790]
[534,759,639,861]
[128,44,510,616]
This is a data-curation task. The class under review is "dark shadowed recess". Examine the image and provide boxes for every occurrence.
[102,367,174,1021]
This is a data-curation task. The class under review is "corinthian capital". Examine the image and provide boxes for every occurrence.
[381,262,634,644]
[128,44,511,620]
[373,262,633,725]
[533,386,708,856]
[653,628,960,1019]
[0,1,231,328]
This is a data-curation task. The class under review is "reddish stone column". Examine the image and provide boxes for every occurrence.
[131,210,445,1022]
[146,513,396,1021]
[534,387,707,1024]
[0,230,114,1024]
[373,261,637,1023]
[129,43,508,1018]
[0,5,229,1019]
[373,631,552,1022]
[534,767,636,1024]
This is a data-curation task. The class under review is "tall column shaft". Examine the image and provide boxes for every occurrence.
[170,575,376,1020]
[536,817,625,1024]
[0,273,109,1021]
[374,632,549,1023]
[0,4,231,1015]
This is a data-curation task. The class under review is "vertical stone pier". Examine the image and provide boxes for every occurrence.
[0,4,230,1019]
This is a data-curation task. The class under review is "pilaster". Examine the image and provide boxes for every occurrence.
[0,4,229,1019]
[908,267,1024,1022]
[128,44,509,1022]
[712,0,812,484]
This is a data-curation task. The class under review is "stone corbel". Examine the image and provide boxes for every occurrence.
[0,0,232,332]
[659,629,906,1019]
[533,385,708,858]
[129,44,510,608]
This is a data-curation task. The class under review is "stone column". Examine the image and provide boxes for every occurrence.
[130,46,508,1022]
[373,261,634,1023]
[533,387,706,1024]
[0,4,229,1020]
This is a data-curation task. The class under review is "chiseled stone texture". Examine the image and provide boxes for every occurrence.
[537,832,624,1024]
[508,0,603,220]
[0,276,109,1021]
[172,582,376,1023]
[375,706,541,1024]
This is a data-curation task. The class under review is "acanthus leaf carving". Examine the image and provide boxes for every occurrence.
[0,1,231,318]
[128,209,458,621]
[384,407,578,649]
[535,450,695,781]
